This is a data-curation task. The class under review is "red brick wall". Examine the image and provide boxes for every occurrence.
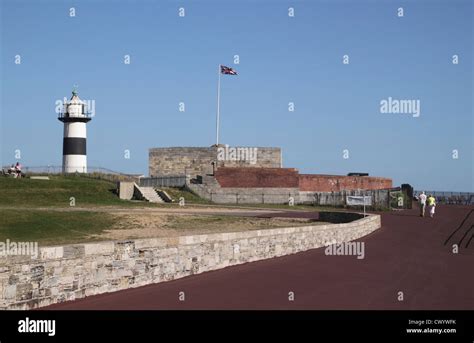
[215,168,299,188]
[214,168,392,191]
[298,174,392,192]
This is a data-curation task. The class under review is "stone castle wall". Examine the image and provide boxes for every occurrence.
[149,146,281,177]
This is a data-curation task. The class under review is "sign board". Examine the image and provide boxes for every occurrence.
[346,195,372,206]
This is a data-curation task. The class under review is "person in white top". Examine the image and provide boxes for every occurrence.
[14,162,22,178]
[419,191,427,217]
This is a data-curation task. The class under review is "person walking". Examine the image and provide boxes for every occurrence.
[427,194,436,218]
[419,191,427,217]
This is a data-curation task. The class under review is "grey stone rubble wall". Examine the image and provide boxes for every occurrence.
[149,147,216,177]
[299,190,391,209]
[0,214,380,310]
[149,146,281,177]
[139,176,188,188]
[187,182,391,208]
[187,183,300,204]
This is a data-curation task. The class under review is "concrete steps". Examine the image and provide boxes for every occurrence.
[136,185,164,203]
[156,189,173,203]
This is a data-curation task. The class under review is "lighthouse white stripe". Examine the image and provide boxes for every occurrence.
[64,122,87,138]
[63,155,87,173]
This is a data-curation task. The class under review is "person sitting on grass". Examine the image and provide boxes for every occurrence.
[7,164,16,177]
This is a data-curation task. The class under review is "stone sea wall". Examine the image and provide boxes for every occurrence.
[0,213,380,310]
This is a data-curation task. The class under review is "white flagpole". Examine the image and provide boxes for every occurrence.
[216,64,221,145]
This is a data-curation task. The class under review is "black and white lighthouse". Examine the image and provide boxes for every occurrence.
[58,89,92,173]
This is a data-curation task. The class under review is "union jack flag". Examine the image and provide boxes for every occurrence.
[220,65,238,75]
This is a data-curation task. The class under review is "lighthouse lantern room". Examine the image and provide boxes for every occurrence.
[58,88,92,173]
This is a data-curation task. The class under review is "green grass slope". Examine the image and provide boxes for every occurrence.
[0,175,134,207]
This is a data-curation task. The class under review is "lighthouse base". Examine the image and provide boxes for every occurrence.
[63,155,87,173]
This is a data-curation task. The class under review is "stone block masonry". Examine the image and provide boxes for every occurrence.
[0,213,380,309]
[149,146,282,177]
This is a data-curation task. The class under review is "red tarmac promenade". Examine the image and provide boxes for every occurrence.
[45,205,473,310]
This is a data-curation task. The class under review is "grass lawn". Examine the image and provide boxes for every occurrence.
[0,175,341,210]
[0,209,117,246]
[0,174,344,245]
[0,210,322,245]
[160,187,211,204]
[0,175,153,208]
[0,176,213,208]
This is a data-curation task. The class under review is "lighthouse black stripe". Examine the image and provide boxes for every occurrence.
[63,137,86,155]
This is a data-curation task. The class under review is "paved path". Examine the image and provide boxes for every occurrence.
[45,205,474,310]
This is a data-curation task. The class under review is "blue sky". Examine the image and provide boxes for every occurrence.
[1,0,472,191]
